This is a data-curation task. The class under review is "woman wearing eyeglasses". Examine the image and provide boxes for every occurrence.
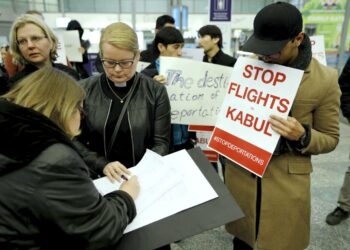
[5,15,79,92]
[78,22,171,179]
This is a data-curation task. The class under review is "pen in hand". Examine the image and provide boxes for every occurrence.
[121,175,128,181]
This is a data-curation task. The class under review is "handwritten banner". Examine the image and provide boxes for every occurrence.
[208,57,303,177]
[159,57,233,125]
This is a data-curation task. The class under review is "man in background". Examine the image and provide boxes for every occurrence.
[225,2,340,250]
[198,24,236,67]
[197,24,237,176]
[142,27,196,153]
[326,57,350,226]
[140,15,175,62]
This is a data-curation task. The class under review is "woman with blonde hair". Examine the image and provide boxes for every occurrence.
[6,14,79,90]
[79,22,171,180]
[0,67,139,249]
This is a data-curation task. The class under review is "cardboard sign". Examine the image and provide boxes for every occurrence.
[208,57,303,177]
[159,57,233,125]
[54,32,68,65]
[310,35,327,66]
[196,131,219,162]
[62,30,82,62]
[181,48,204,61]
[137,61,151,72]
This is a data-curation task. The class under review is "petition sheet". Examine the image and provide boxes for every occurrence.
[124,149,218,233]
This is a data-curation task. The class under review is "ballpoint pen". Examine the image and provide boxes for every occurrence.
[121,175,128,181]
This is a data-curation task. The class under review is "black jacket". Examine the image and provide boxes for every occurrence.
[140,42,158,63]
[0,99,136,250]
[79,72,171,172]
[203,49,236,67]
[7,63,80,91]
[339,57,350,119]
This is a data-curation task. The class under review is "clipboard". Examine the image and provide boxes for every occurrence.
[116,147,244,250]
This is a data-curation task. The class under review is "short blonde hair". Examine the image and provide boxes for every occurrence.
[100,22,139,56]
[2,67,85,138]
[9,14,58,65]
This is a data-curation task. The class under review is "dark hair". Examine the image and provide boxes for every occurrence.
[198,25,223,49]
[154,27,184,54]
[155,15,175,29]
[67,20,84,38]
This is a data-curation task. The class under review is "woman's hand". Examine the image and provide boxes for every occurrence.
[120,176,140,200]
[103,161,131,182]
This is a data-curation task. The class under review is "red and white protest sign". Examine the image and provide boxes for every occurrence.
[208,57,303,177]
[188,125,218,162]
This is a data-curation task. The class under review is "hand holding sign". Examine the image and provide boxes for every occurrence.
[269,115,305,141]
[208,57,304,177]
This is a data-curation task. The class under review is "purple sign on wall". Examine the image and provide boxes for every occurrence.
[210,0,232,22]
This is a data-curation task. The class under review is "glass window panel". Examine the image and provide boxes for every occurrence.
[63,0,94,12]
[95,0,119,12]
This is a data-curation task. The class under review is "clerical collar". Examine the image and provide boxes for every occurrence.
[113,82,127,87]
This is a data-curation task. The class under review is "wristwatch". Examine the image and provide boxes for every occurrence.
[295,124,311,149]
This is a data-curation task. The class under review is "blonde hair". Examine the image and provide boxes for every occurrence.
[9,14,58,65]
[99,22,139,56]
[2,67,85,138]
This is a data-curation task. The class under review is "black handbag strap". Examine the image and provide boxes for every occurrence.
[106,74,140,157]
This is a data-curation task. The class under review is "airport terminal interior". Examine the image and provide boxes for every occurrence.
[0,0,349,249]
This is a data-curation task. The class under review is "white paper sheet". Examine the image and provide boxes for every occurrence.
[62,30,83,62]
[124,149,218,233]
[93,150,180,213]
[93,149,218,233]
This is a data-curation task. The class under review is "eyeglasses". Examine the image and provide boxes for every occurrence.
[17,35,47,47]
[101,56,135,69]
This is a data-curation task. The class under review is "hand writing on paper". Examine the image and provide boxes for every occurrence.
[103,161,131,182]
[269,115,305,141]
[120,176,140,200]
[153,74,167,84]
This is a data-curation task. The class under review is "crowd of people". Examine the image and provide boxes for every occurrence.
[0,2,349,250]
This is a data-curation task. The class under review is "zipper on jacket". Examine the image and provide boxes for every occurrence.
[103,100,113,159]
[127,110,136,166]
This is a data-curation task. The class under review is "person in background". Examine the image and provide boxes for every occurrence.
[142,27,196,153]
[6,14,79,91]
[0,45,9,64]
[326,57,350,225]
[225,2,340,250]
[198,24,236,67]
[0,67,139,249]
[66,20,91,79]
[3,10,43,80]
[140,14,175,63]
[0,46,8,94]
[78,22,171,181]
[198,24,237,176]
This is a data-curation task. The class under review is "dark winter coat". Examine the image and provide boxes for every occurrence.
[0,99,136,250]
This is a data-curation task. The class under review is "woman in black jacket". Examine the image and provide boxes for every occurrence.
[0,67,139,249]
[79,22,171,180]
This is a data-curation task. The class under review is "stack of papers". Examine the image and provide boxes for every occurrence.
[93,149,218,233]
